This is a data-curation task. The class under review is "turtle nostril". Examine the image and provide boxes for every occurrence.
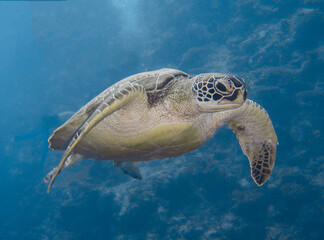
[232,77,243,87]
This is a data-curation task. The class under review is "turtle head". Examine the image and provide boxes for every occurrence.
[192,73,247,112]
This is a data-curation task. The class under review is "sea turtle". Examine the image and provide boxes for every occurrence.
[45,68,278,192]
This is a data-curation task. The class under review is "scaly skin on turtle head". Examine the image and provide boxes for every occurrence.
[191,73,247,112]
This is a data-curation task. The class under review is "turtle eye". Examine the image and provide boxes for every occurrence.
[216,82,227,93]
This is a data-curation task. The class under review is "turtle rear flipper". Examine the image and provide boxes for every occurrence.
[227,100,278,186]
[114,161,143,180]
[47,83,148,193]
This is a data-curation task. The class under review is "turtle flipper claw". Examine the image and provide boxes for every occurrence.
[44,167,58,183]
[45,154,84,192]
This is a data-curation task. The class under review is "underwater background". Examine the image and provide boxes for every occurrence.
[0,0,323,239]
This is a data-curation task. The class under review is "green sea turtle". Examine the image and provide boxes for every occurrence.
[45,68,278,192]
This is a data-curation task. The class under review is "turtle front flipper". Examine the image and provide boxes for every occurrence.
[47,83,148,193]
[227,100,278,186]
[44,153,84,183]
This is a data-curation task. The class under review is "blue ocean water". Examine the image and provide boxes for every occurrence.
[0,0,323,239]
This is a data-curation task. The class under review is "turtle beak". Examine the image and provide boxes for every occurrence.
[217,75,247,106]
[243,89,248,101]
[218,87,246,107]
